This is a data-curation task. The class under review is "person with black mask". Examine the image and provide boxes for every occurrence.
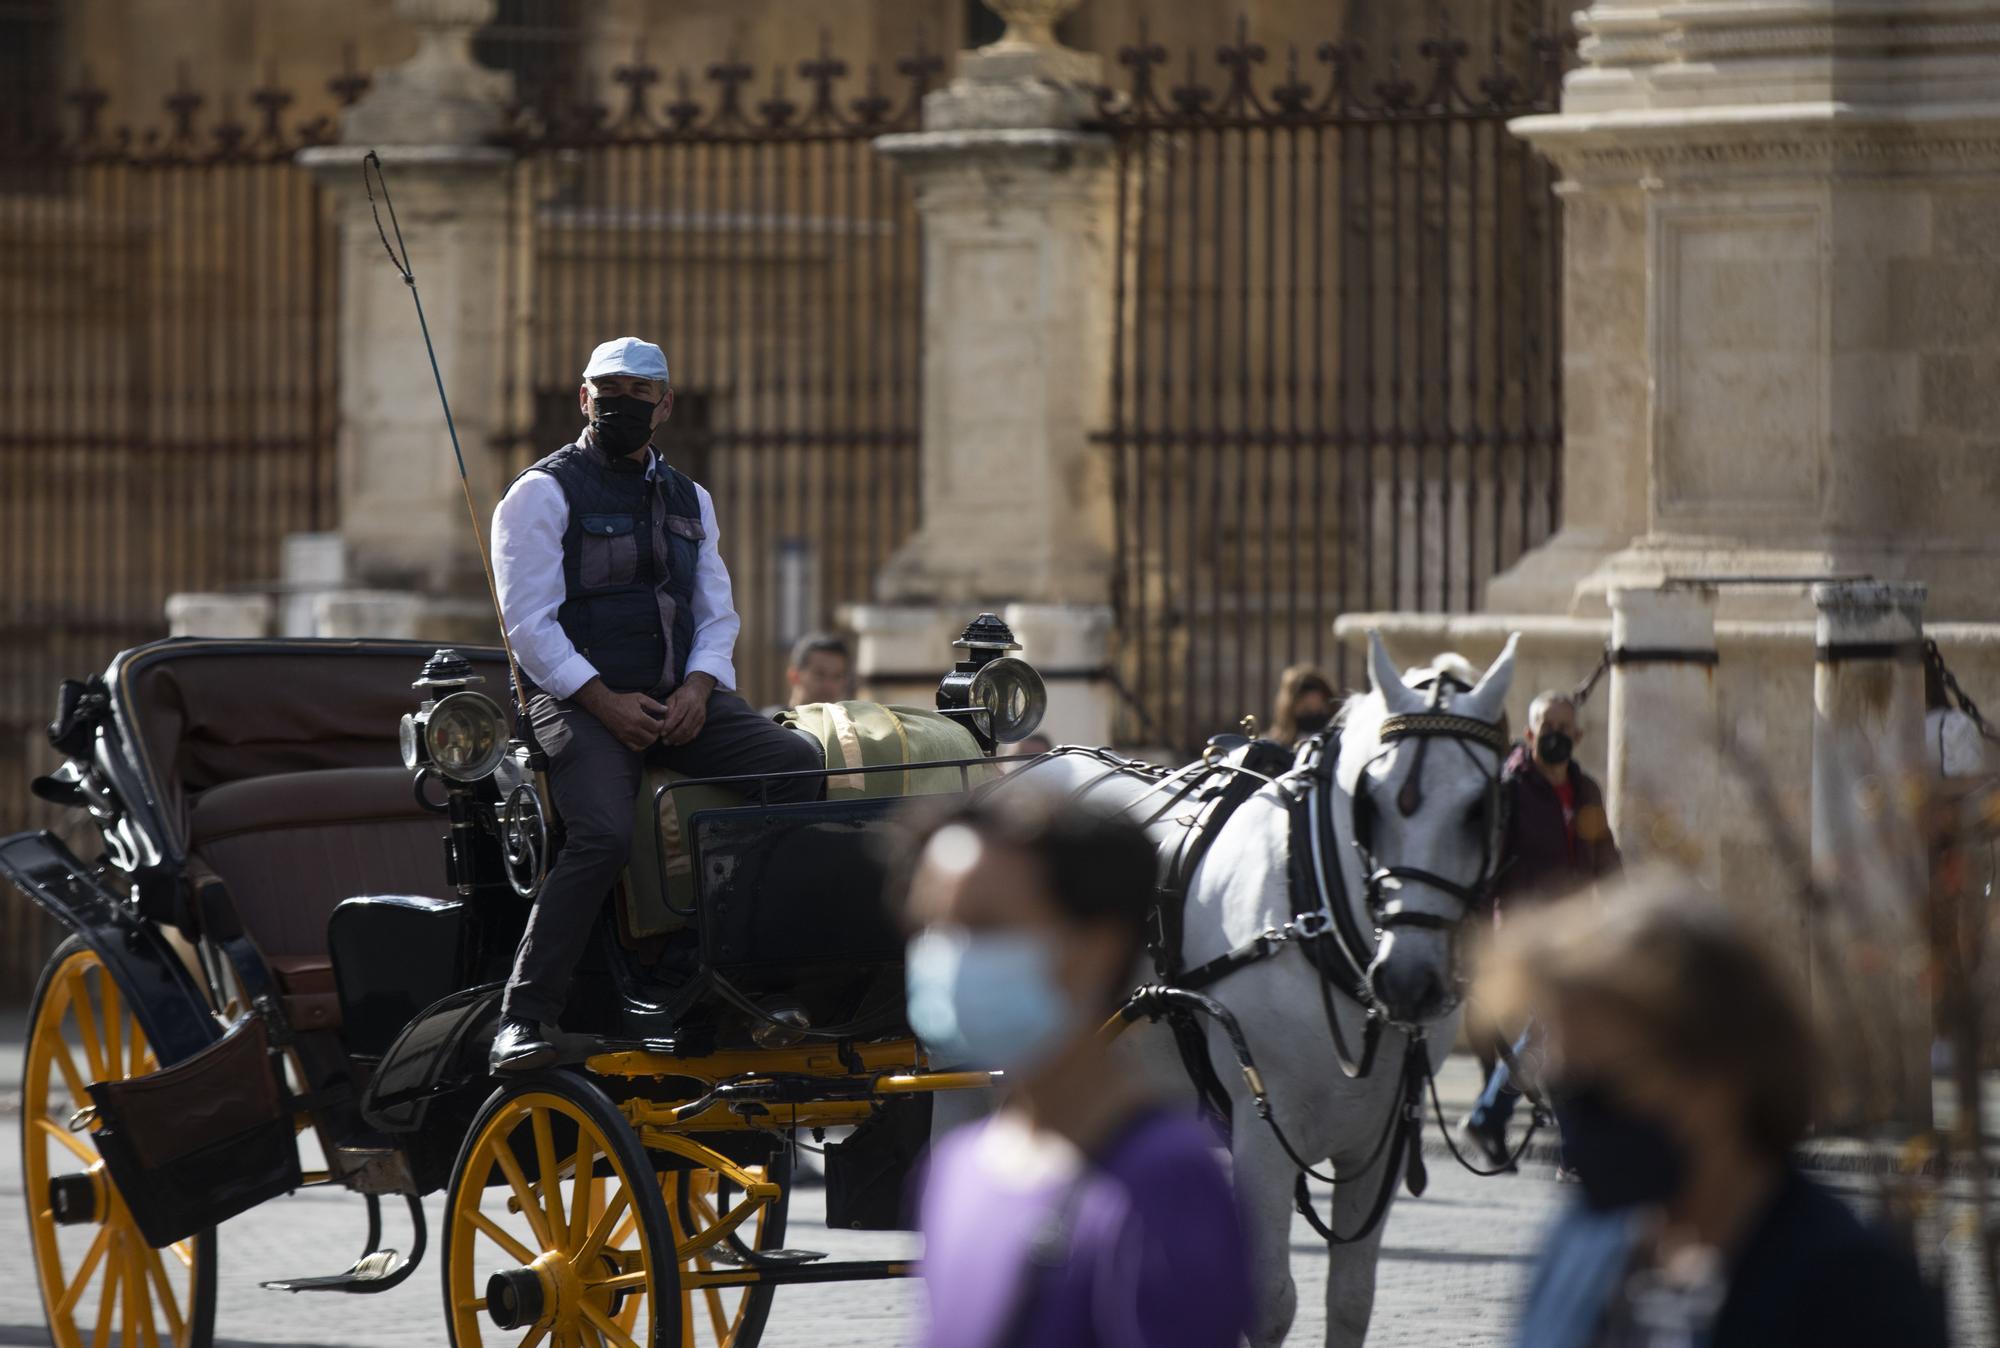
[486,337,824,1071]
[1460,688,1620,1165]
[1496,689,1619,901]
[1485,885,1946,1348]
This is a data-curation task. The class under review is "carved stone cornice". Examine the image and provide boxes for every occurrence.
[1565,0,2000,114]
[1583,5,2000,69]
[1512,104,2000,184]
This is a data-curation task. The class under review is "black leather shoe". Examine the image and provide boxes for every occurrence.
[490,1017,558,1074]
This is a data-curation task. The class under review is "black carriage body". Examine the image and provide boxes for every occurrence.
[8,626,1051,1348]
[692,797,908,1028]
[7,632,994,1270]
[3,639,526,1229]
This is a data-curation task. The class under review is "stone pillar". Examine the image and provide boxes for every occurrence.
[1607,585,1720,888]
[855,0,1119,746]
[1498,1,2000,622]
[298,0,512,604]
[1811,580,1931,1127]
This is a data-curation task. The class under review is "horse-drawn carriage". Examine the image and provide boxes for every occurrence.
[5,617,1049,1348]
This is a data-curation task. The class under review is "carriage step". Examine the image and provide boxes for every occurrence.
[262,1249,406,1293]
[711,1245,828,1269]
[261,1193,426,1294]
[688,1257,913,1288]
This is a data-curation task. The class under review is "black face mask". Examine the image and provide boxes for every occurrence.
[1535,730,1574,767]
[1293,711,1332,737]
[589,394,658,458]
[1552,1080,1687,1211]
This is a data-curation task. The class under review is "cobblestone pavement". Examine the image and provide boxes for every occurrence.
[0,1125,1559,1347]
[0,1044,1988,1346]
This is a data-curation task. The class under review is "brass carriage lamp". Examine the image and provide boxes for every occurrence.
[935,614,1048,749]
[400,648,509,783]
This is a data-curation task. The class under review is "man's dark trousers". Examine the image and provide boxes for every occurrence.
[503,687,824,1024]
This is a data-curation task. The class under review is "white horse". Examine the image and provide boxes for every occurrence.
[1002,630,1518,1347]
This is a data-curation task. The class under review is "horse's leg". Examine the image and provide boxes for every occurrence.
[1320,1131,1398,1348]
[1233,1122,1303,1348]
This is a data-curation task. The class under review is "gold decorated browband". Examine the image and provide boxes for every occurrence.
[1377,711,1510,756]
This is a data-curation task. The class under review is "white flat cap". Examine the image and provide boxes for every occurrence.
[582,336,669,384]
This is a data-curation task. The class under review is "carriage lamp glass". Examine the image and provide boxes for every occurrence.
[416,690,509,782]
[398,712,422,769]
[969,656,1047,745]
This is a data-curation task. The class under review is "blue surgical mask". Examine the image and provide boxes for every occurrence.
[905,927,1075,1074]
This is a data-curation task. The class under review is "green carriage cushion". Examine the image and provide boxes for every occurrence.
[618,703,993,939]
[623,768,746,939]
[781,701,993,799]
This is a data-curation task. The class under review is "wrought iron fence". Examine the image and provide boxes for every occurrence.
[1094,26,1569,751]
[496,38,939,707]
[0,76,345,995]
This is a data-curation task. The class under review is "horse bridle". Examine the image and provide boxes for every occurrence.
[1345,681,1511,933]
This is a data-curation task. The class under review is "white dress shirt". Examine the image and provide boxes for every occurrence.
[491,439,740,699]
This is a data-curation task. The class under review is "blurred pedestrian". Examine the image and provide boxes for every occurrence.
[903,790,1251,1348]
[1490,885,1946,1348]
[1460,689,1621,1166]
[999,732,1055,775]
[763,631,852,717]
[1271,663,1337,747]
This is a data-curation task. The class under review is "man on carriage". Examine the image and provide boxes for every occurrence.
[487,335,824,1072]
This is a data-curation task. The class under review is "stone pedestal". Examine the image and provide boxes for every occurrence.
[166,593,273,639]
[1810,581,1931,1126]
[870,8,1115,609]
[298,0,511,602]
[846,604,963,708]
[844,602,1112,745]
[279,532,347,637]
[1608,586,1720,888]
[1003,603,1113,747]
[856,6,1119,742]
[313,590,426,640]
[1498,0,2000,622]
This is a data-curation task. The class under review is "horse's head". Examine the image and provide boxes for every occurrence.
[1337,630,1519,1026]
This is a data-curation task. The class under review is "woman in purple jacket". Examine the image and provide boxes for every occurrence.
[902,790,1252,1348]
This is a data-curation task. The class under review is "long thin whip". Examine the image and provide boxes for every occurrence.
[361,150,531,721]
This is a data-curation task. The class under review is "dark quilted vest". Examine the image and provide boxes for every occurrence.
[518,440,704,698]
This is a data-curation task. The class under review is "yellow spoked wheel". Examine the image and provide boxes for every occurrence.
[663,1150,791,1347]
[445,1074,681,1348]
[22,938,216,1348]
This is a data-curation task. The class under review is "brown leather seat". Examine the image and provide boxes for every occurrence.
[189,767,455,1030]
[114,638,512,846]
